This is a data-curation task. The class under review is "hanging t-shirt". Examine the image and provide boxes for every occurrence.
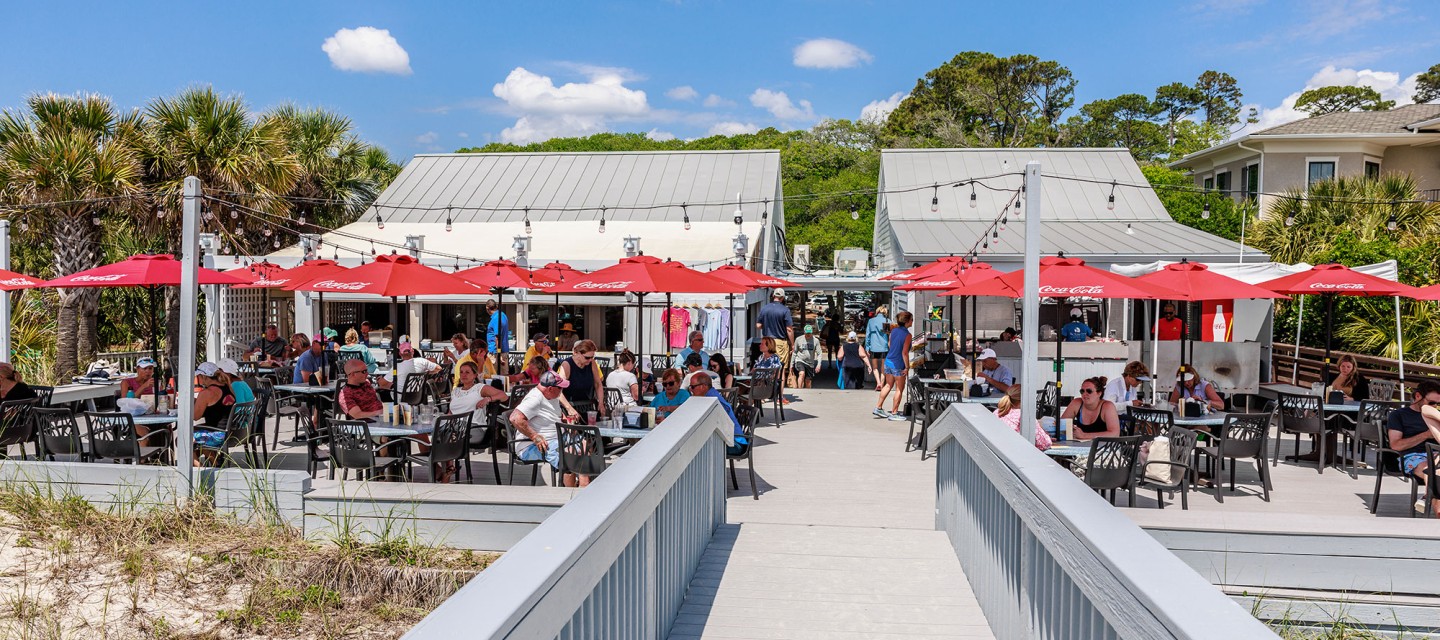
[662,307,691,349]
[703,308,730,350]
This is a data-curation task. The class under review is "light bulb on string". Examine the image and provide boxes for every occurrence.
[263,228,272,237]
[524,207,533,236]
[969,183,977,208]
[1000,215,1008,230]
[333,249,339,261]
[761,199,769,223]
[599,207,607,234]
[376,215,385,230]
[156,207,165,219]
[444,207,453,232]
[91,214,101,226]
[233,255,240,264]
[18,221,27,232]
[1201,202,1211,220]
[682,204,690,231]
[1107,182,1117,210]
[1387,214,1398,231]
[850,207,859,221]
[1285,214,1296,227]
[992,228,999,240]
[230,209,239,220]
[273,238,281,249]
[930,186,939,213]
[370,242,377,256]
[1126,223,1134,235]
[298,210,307,226]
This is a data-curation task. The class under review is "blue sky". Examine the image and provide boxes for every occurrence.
[2,0,1436,159]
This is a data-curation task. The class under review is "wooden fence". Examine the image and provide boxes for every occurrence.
[1271,342,1440,391]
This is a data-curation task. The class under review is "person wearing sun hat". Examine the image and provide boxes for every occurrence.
[216,358,255,404]
[792,324,820,389]
[119,357,160,399]
[191,362,237,464]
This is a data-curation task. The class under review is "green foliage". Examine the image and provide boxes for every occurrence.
[1142,166,1253,241]
[883,51,1076,148]
[1415,63,1440,104]
[1194,70,1245,130]
[1294,85,1396,117]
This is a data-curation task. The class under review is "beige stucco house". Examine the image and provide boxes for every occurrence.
[1170,104,1440,210]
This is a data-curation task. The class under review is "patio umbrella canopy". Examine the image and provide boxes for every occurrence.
[529,262,586,341]
[708,265,800,362]
[455,259,536,372]
[955,256,1173,418]
[0,269,44,290]
[1135,260,1290,363]
[906,261,1001,357]
[289,254,485,383]
[880,256,969,282]
[1259,263,1411,389]
[43,254,249,407]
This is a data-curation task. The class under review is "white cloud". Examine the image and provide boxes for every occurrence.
[1237,65,1420,137]
[646,129,676,141]
[457,132,469,139]
[750,88,814,121]
[414,131,438,144]
[860,92,907,122]
[491,66,650,143]
[793,38,873,69]
[321,27,412,75]
[703,94,736,108]
[708,121,759,137]
[665,86,699,101]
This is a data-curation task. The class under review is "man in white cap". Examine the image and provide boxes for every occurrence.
[755,288,793,400]
[973,348,1014,397]
[1061,307,1093,342]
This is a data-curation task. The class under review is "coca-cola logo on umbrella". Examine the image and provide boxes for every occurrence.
[575,280,633,290]
[531,281,557,288]
[1308,283,1366,290]
[755,279,786,286]
[917,280,956,287]
[311,280,372,291]
[253,278,290,286]
[71,275,127,282]
[0,278,36,286]
[1039,285,1105,295]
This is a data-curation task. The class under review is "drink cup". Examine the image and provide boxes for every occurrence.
[586,410,597,425]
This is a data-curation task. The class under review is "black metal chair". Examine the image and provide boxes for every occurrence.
[1124,407,1174,441]
[84,412,171,465]
[466,406,504,485]
[1421,442,1440,518]
[506,352,526,372]
[904,376,927,451]
[0,398,39,459]
[406,412,471,483]
[1368,379,1401,403]
[502,410,550,485]
[748,367,782,427]
[272,387,306,447]
[33,407,87,462]
[1037,382,1059,422]
[1351,400,1414,514]
[246,379,273,466]
[603,387,627,412]
[1137,427,1198,509]
[729,399,759,500]
[508,384,536,410]
[649,354,674,373]
[195,400,260,468]
[1082,436,1144,507]
[912,388,961,458]
[1202,411,1275,503]
[29,385,54,407]
[328,419,410,481]
[399,374,428,406]
[298,402,333,479]
[592,355,612,369]
[1273,392,1328,474]
[557,423,607,481]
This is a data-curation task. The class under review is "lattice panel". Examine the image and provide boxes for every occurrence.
[220,287,267,360]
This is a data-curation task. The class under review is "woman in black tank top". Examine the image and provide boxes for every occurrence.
[558,339,603,416]
[1061,376,1120,440]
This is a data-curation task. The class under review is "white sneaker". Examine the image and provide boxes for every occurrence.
[888,413,908,421]
[1416,499,1426,514]
[872,408,889,418]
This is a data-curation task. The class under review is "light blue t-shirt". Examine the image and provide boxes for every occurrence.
[293,349,325,384]
[487,311,509,353]
[651,389,691,420]
[1060,321,1093,342]
[865,314,889,353]
[230,380,256,404]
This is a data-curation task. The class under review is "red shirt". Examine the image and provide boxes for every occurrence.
[339,382,383,415]
[1154,316,1183,341]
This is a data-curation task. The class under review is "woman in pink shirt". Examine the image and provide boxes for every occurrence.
[994,385,1051,451]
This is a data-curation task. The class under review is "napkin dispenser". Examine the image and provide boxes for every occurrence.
[1327,390,1345,405]
[1182,400,1204,418]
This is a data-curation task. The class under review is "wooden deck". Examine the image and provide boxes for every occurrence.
[666,387,993,640]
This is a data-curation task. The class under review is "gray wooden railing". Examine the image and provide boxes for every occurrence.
[929,404,1278,639]
[403,398,734,639]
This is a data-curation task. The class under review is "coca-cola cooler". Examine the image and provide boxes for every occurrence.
[1201,300,1234,342]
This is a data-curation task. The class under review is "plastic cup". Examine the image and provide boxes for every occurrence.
[586,411,598,425]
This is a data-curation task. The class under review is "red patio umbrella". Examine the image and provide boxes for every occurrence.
[240,259,352,345]
[1259,263,1411,389]
[44,254,249,407]
[909,261,1002,358]
[289,254,486,382]
[880,256,969,281]
[709,265,800,362]
[229,261,285,284]
[529,262,587,341]
[552,255,745,378]
[955,256,1174,417]
[1135,261,1290,363]
[455,259,537,372]
[0,269,44,290]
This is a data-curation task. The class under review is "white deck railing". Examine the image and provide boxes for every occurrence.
[929,404,1279,639]
[403,398,733,639]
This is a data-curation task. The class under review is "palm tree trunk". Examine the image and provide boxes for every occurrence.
[76,288,101,371]
[50,215,102,379]
[164,287,179,377]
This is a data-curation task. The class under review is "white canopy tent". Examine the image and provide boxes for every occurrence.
[1111,259,1407,383]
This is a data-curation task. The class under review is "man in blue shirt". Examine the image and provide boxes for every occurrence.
[1060,308,1093,342]
[865,305,890,390]
[293,335,327,384]
[755,289,793,398]
[676,331,707,371]
[688,370,747,456]
[486,299,509,355]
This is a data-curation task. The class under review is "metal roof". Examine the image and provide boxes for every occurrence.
[362,150,782,225]
[889,219,1256,263]
[879,148,1172,223]
[1252,104,1440,136]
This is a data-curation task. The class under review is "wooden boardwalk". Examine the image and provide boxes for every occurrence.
[666,386,993,639]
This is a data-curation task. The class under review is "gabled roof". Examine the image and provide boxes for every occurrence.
[364,150,782,225]
[1252,104,1440,136]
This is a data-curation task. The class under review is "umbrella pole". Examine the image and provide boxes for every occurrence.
[666,293,673,358]
[149,285,160,412]
[1395,296,1407,382]
[636,293,646,390]
[1323,293,1335,391]
[496,290,506,375]
[970,295,977,366]
[728,293,735,364]
[1054,332,1063,421]
[1293,295,1305,383]
[390,296,400,393]
[947,294,954,356]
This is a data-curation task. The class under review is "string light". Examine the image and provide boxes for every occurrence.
[262,228,272,237]
[376,214,385,230]
[298,210,307,226]
[370,241,377,256]
[444,206,453,233]
[1201,202,1211,220]
[850,206,859,221]
[761,199,769,223]
[91,214,101,226]
[1387,214,1398,231]
[156,206,165,219]
[273,238,281,248]
[524,207,532,236]
[930,185,939,213]
[1107,181,1117,210]
[230,208,239,220]
[599,206,606,234]
[1285,214,1296,227]
[18,221,27,232]
[969,183,977,208]
[1126,222,1134,235]
[682,204,690,231]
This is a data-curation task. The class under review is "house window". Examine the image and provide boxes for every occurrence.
[1215,171,1232,197]
[1307,161,1336,187]
[1365,160,1381,179]
[1203,176,1214,191]
[1241,164,1259,201]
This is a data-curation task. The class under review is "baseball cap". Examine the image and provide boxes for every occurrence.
[978,348,997,360]
[135,357,156,369]
[539,371,570,389]
[772,288,785,299]
[846,331,857,341]
[217,358,239,375]
[1070,308,1083,318]
[196,362,220,378]
[532,333,549,344]
[804,325,814,334]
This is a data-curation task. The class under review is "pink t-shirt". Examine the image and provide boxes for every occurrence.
[663,307,691,349]
[995,408,1052,451]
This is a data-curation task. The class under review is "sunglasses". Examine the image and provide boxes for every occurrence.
[1428,399,1440,407]
[1080,388,1098,395]
[688,383,707,390]
[663,380,679,387]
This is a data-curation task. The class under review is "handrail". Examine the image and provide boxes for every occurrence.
[929,404,1277,639]
[1272,341,1437,387]
[404,398,734,639]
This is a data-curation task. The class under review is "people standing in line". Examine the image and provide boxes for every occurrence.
[1060,307,1093,342]
[875,311,913,421]
[823,316,842,368]
[756,289,794,403]
[792,325,820,389]
[840,331,872,390]
[866,305,890,391]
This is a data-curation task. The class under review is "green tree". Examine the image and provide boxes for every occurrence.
[1194,70,1245,130]
[1064,94,1168,161]
[883,52,1074,148]
[1414,63,1440,104]
[1143,166,1252,242]
[1294,85,1396,117]
[0,93,144,377]
[1154,82,1203,149]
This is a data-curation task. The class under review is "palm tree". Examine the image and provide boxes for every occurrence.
[137,87,300,365]
[1251,173,1440,362]
[0,93,144,377]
